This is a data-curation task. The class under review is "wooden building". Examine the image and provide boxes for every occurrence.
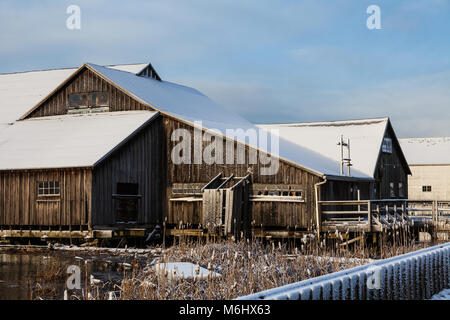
[0,62,411,241]
[0,111,162,238]
[258,118,411,201]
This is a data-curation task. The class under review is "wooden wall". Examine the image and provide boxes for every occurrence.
[375,127,409,199]
[321,180,373,202]
[92,116,164,226]
[20,66,324,231]
[164,116,322,230]
[25,68,149,119]
[0,168,91,228]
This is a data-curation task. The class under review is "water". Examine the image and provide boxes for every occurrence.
[0,248,148,300]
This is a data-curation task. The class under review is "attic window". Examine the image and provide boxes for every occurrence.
[68,94,88,108]
[137,64,162,81]
[422,185,432,192]
[382,137,392,154]
[68,92,109,109]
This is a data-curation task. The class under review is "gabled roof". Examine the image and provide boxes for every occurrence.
[0,111,159,170]
[0,63,153,126]
[258,118,405,178]
[11,62,373,178]
[82,63,371,179]
[399,137,450,165]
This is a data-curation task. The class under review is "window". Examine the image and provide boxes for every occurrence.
[68,92,109,109]
[398,182,404,198]
[251,185,302,199]
[68,93,88,108]
[389,182,395,198]
[38,181,60,196]
[382,137,393,153]
[117,183,139,195]
[90,92,109,107]
[422,185,432,192]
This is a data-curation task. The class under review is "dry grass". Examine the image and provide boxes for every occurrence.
[28,227,429,300]
[103,233,426,300]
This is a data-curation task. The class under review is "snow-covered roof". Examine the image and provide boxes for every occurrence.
[0,63,150,125]
[87,63,370,178]
[399,137,450,165]
[258,118,390,178]
[0,111,159,170]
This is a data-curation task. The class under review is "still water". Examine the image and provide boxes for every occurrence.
[0,248,146,300]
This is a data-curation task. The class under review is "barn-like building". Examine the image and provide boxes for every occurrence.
[0,62,411,241]
[258,118,411,201]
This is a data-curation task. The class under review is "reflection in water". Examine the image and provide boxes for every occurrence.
[0,250,144,300]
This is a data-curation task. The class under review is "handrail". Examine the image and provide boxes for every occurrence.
[236,241,450,300]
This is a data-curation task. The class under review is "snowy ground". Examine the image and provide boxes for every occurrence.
[430,288,450,300]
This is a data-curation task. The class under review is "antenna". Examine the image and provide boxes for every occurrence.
[337,135,352,176]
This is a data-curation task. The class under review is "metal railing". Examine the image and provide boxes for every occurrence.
[236,241,450,300]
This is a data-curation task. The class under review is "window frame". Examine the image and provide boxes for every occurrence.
[67,91,109,109]
[398,182,404,198]
[389,182,396,198]
[382,137,393,154]
[37,181,61,197]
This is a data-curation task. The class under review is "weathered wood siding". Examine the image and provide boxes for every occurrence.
[321,180,373,202]
[91,116,164,226]
[25,68,149,119]
[0,169,91,228]
[164,117,322,230]
[20,66,324,231]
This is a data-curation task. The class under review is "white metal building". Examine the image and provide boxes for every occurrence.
[399,137,450,200]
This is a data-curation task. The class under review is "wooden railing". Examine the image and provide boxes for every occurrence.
[318,199,450,233]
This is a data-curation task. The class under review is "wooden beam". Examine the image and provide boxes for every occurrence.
[339,235,364,247]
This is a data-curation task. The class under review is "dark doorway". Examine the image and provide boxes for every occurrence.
[114,183,140,223]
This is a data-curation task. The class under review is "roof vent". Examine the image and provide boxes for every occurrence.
[137,63,161,81]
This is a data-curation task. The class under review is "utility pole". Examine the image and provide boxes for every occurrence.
[337,135,352,176]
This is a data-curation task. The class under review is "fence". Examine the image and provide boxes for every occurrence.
[319,199,450,233]
[236,242,450,300]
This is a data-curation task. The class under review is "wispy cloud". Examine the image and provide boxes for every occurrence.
[1,0,449,138]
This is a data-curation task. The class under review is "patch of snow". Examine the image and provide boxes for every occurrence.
[430,288,450,300]
[399,137,450,165]
[154,262,221,280]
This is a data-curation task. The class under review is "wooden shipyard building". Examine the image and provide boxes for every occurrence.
[0,62,412,242]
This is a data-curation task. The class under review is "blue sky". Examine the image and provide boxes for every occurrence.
[1,0,449,137]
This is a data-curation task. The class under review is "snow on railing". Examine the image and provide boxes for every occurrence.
[236,242,450,300]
